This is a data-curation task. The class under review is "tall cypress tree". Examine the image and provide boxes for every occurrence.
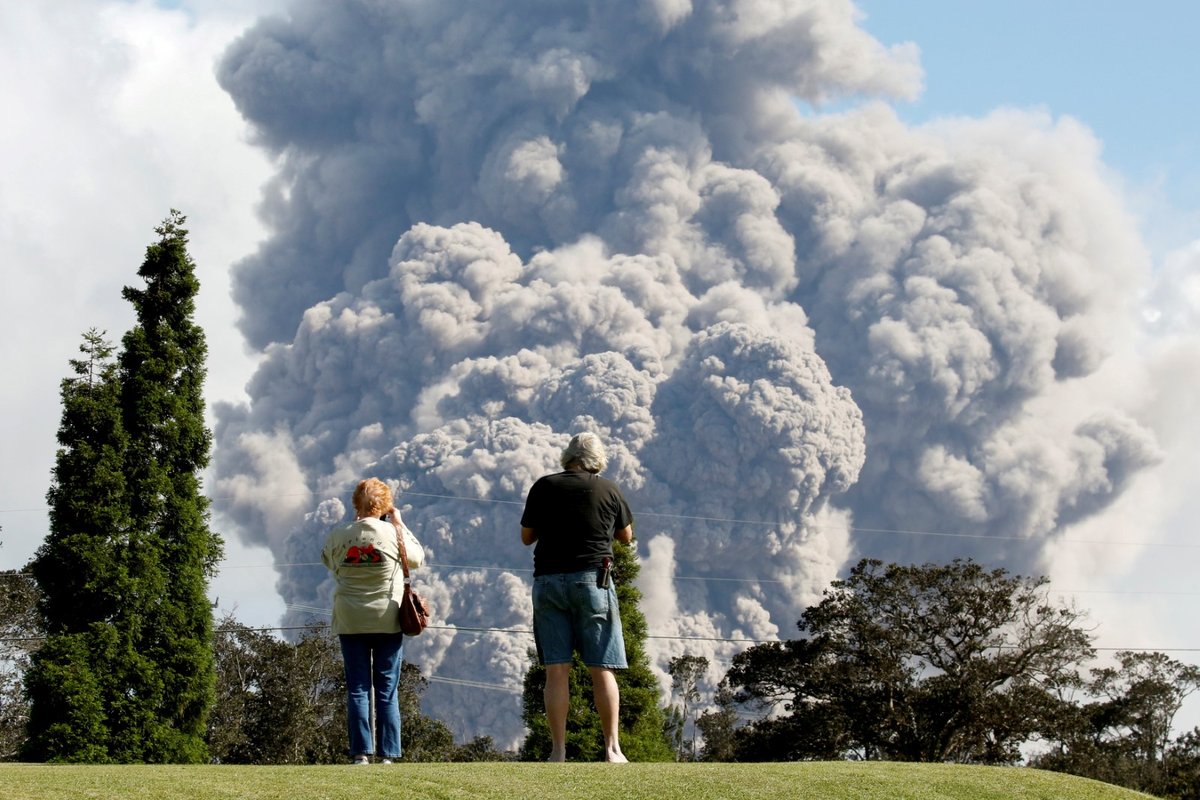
[25,212,221,762]
[116,209,222,761]
[31,330,131,631]
[24,329,130,762]
[520,540,674,761]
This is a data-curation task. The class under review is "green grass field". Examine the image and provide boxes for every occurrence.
[0,762,1159,800]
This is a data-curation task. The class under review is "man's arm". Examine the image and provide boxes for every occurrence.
[521,527,538,546]
[614,524,633,545]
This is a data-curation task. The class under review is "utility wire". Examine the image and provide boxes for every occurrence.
[4,559,1200,600]
[4,492,1199,649]
[1,601,1197,653]
[2,488,1197,550]
[4,619,1199,654]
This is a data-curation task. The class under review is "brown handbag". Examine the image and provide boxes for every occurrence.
[394,522,430,636]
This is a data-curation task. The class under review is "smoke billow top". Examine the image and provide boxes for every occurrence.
[213,0,1161,745]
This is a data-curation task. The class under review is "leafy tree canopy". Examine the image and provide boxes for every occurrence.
[725,558,1095,763]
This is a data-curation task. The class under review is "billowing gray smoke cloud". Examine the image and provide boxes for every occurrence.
[213,0,1160,745]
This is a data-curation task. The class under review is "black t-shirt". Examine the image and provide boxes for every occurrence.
[520,470,633,576]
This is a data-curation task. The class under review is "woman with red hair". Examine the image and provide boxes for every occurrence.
[322,477,424,764]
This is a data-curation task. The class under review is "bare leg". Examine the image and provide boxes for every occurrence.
[544,663,571,762]
[589,666,628,763]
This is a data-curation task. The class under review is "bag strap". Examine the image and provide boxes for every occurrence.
[389,514,412,584]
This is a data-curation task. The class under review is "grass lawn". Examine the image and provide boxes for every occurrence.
[0,761,1160,800]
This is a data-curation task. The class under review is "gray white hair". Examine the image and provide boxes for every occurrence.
[560,432,608,473]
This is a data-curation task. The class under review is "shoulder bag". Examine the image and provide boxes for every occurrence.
[392,520,431,636]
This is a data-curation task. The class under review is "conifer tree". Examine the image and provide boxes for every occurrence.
[520,540,673,761]
[25,212,221,762]
[24,329,130,762]
[116,209,222,761]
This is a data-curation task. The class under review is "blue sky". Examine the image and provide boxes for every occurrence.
[853,0,1200,727]
[855,0,1200,255]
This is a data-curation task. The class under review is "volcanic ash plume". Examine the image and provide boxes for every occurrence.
[213,0,1159,744]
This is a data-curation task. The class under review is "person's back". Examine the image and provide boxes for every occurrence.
[322,478,424,764]
[322,516,401,635]
[520,432,633,763]
[524,470,629,576]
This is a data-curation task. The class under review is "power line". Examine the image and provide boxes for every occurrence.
[1,596,1198,653]
[2,488,1197,550]
[279,609,777,645]
[6,618,1200,655]
[272,563,1200,597]
[425,675,522,694]
[6,559,1200,600]
[5,492,1200,654]
[269,607,1200,652]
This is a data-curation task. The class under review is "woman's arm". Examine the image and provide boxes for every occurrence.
[389,507,425,568]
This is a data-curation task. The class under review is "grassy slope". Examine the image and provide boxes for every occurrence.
[0,762,1159,800]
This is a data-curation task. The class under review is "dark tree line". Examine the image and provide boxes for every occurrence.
[0,579,510,764]
[682,558,1200,800]
[208,617,345,764]
[722,559,1093,762]
[208,616,510,764]
[0,548,40,761]
[1032,650,1200,797]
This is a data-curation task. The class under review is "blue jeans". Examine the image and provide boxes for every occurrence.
[338,633,404,758]
[533,569,627,669]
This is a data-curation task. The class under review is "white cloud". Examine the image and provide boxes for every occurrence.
[0,2,271,604]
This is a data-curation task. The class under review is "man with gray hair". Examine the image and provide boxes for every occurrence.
[520,432,634,762]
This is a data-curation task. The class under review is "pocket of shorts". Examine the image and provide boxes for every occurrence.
[571,578,609,615]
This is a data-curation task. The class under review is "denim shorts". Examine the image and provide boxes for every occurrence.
[532,569,628,669]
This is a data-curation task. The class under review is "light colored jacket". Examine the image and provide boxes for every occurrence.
[322,515,425,635]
